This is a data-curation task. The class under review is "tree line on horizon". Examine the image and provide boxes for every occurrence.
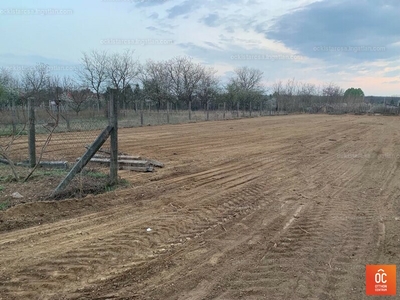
[0,49,368,115]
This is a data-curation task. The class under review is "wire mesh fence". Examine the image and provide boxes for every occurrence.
[1,106,278,166]
[4,102,394,168]
[0,107,105,163]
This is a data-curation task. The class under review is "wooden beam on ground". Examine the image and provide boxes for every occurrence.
[88,157,149,167]
[51,125,113,198]
[146,159,164,168]
[17,160,69,170]
[118,155,143,160]
[93,154,142,160]
[119,165,154,172]
[39,161,69,169]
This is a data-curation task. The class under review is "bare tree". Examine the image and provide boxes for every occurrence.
[63,78,93,115]
[165,56,205,110]
[231,66,264,92]
[46,75,64,110]
[21,63,50,104]
[21,65,67,182]
[196,67,220,109]
[322,82,344,104]
[140,60,172,110]
[298,82,316,111]
[281,78,298,112]
[106,49,140,109]
[78,50,108,111]
[230,66,264,112]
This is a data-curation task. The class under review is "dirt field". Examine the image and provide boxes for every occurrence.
[0,114,399,299]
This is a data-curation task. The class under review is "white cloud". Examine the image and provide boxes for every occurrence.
[0,0,398,95]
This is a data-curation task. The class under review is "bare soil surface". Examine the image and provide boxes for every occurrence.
[0,114,399,300]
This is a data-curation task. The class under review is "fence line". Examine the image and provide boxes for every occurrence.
[1,102,398,166]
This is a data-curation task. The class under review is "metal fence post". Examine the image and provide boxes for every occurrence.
[109,89,118,185]
[28,97,36,167]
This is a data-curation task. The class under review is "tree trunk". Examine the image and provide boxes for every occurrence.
[188,100,192,121]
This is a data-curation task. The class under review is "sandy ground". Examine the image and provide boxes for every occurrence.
[0,114,399,299]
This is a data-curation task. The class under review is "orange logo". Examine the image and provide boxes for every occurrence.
[366,265,396,296]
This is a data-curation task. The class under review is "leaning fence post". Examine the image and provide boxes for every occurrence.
[28,97,36,167]
[109,89,118,185]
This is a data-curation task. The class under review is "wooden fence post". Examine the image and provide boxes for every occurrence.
[223,102,226,120]
[167,100,170,124]
[140,99,144,126]
[188,100,192,121]
[11,98,16,135]
[206,101,209,121]
[109,89,118,185]
[28,97,36,167]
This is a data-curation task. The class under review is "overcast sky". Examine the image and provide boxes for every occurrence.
[0,0,399,96]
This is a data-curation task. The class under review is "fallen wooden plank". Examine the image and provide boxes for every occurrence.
[16,160,69,169]
[87,157,150,167]
[37,161,69,170]
[119,165,154,172]
[90,150,162,168]
[118,159,149,166]
[145,159,164,168]
[93,154,142,160]
[118,155,143,160]
[85,147,163,168]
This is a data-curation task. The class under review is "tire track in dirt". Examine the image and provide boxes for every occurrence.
[0,156,279,299]
[1,115,398,299]
[198,120,391,299]
[104,118,387,300]
[198,148,371,299]
[54,154,305,299]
